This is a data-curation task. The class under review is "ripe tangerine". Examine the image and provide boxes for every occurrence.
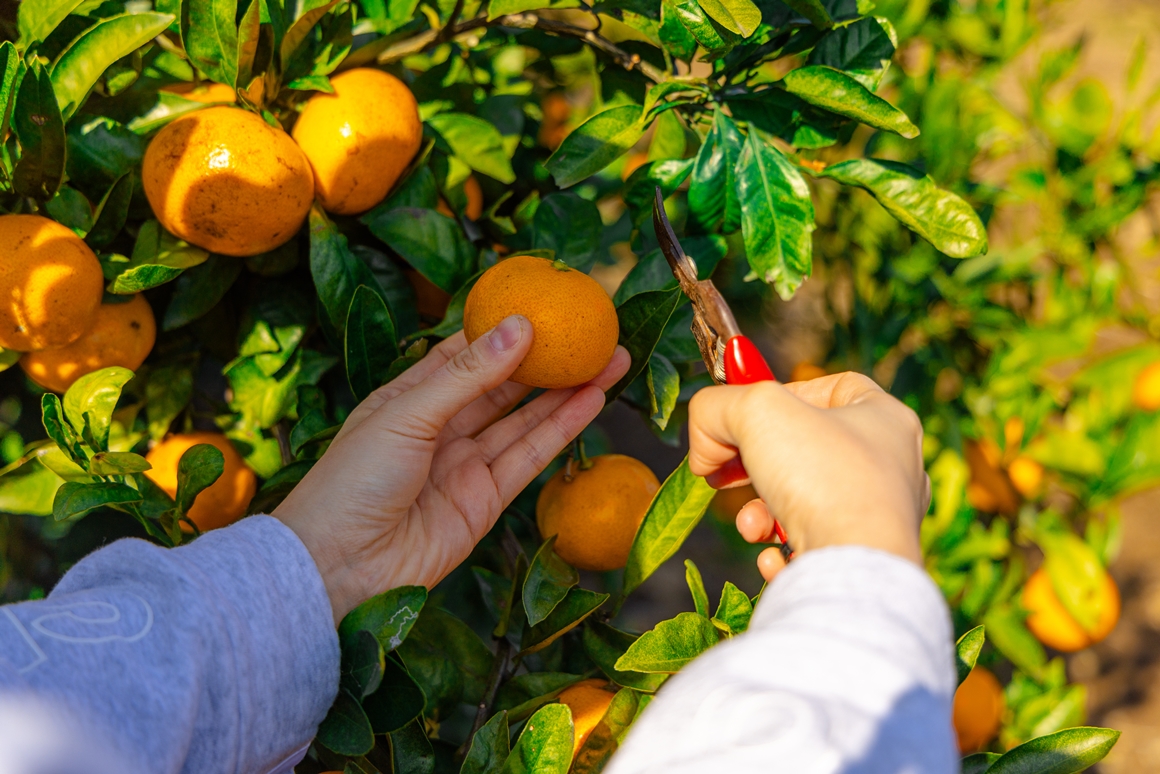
[1007,456,1043,498]
[1132,362,1160,411]
[145,432,257,532]
[953,666,1004,753]
[557,679,616,757]
[1022,567,1120,653]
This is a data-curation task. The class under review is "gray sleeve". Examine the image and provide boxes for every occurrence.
[0,515,340,774]
[606,546,959,774]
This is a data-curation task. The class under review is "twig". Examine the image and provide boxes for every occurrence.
[273,420,294,466]
[458,637,513,758]
[436,0,467,42]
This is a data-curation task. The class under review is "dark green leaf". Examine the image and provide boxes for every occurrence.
[647,353,680,431]
[712,581,753,634]
[523,536,579,626]
[961,753,1001,774]
[390,719,435,774]
[623,456,715,595]
[363,653,426,734]
[427,113,515,183]
[52,481,141,522]
[62,366,134,452]
[86,173,134,250]
[50,13,174,121]
[807,17,896,90]
[521,588,609,655]
[41,393,86,465]
[339,585,429,652]
[247,459,314,514]
[13,61,65,202]
[582,621,668,692]
[614,612,719,673]
[45,186,92,234]
[0,42,19,141]
[162,254,243,330]
[688,111,745,234]
[624,158,694,227]
[344,285,400,402]
[782,66,918,138]
[529,193,603,274]
[613,237,725,305]
[361,207,476,293]
[818,159,988,258]
[88,451,151,476]
[235,0,262,87]
[735,129,815,299]
[66,118,146,189]
[684,559,710,617]
[397,607,492,715]
[607,288,682,401]
[460,710,509,774]
[659,0,697,60]
[546,104,644,188]
[696,0,761,37]
[782,0,832,28]
[145,363,194,441]
[956,625,985,685]
[500,703,573,774]
[310,205,391,338]
[174,444,225,517]
[18,0,87,47]
[494,673,584,716]
[316,689,375,756]
[184,0,239,86]
[280,0,339,72]
[341,628,385,699]
[572,687,639,774]
[987,727,1120,774]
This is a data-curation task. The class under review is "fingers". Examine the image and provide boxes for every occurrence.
[756,547,787,583]
[779,371,885,409]
[687,382,796,478]
[379,316,534,441]
[736,499,779,543]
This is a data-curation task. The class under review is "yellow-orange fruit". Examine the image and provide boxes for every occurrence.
[557,679,616,757]
[292,68,422,215]
[142,106,313,257]
[964,439,1020,515]
[953,666,1004,753]
[539,92,571,150]
[20,295,156,393]
[463,255,618,389]
[146,432,257,532]
[790,361,827,382]
[0,215,104,352]
[1022,567,1120,653]
[160,82,237,103]
[536,454,659,571]
[1007,456,1043,498]
[1132,362,1160,411]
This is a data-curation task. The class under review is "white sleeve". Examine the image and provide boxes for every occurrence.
[606,546,958,774]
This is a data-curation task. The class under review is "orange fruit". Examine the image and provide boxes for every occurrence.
[557,679,616,757]
[539,92,571,150]
[1132,362,1160,411]
[1007,456,1043,498]
[145,432,257,532]
[790,361,827,382]
[964,439,1019,515]
[143,106,313,256]
[436,175,485,221]
[953,666,1004,753]
[463,255,618,389]
[536,454,659,571]
[292,68,422,215]
[621,151,649,181]
[1022,567,1120,652]
[20,295,156,393]
[0,214,104,351]
[159,82,237,103]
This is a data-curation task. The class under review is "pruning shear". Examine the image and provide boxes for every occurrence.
[652,188,794,561]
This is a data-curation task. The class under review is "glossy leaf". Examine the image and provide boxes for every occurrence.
[955,625,985,686]
[280,0,339,73]
[614,612,720,673]
[13,61,65,202]
[52,481,141,522]
[460,710,509,774]
[521,588,609,655]
[783,66,919,139]
[18,0,87,47]
[807,17,896,90]
[659,0,697,60]
[390,719,435,774]
[0,42,21,142]
[41,394,86,465]
[174,444,225,517]
[87,174,135,250]
[684,559,710,617]
[582,622,667,692]
[712,582,753,634]
[397,607,492,715]
[62,367,134,452]
[500,703,573,774]
[494,673,584,716]
[647,353,680,431]
[184,0,239,86]
[696,0,761,37]
[315,688,374,756]
[962,753,1001,774]
[162,255,243,330]
[668,0,735,58]
[546,104,644,188]
[529,193,602,274]
[0,461,61,517]
[340,628,385,699]
[339,585,428,652]
[523,536,578,626]
[607,288,683,401]
[51,13,174,120]
[363,653,427,734]
[819,159,988,258]
[88,451,151,476]
[782,0,832,28]
[361,207,476,293]
[311,205,391,337]
[624,158,694,227]
[987,727,1120,774]
[735,129,815,299]
[427,113,515,183]
[344,285,399,402]
[688,110,744,234]
[613,237,726,305]
[624,456,716,595]
[572,687,639,774]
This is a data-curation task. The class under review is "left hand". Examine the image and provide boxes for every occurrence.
[275,315,630,623]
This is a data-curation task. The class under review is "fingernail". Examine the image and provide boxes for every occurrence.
[488,315,525,352]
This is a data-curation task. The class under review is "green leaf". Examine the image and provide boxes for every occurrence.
[614,612,719,673]
[818,159,988,258]
[782,0,833,28]
[955,625,986,686]
[986,727,1120,774]
[546,104,644,189]
[17,0,87,48]
[41,393,86,465]
[62,366,134,452]
[982,603,1046,679]
[623,456,715,595]
[624,158,694,228]
[50,13,174,121]
[235,0,262,88]
[684,559,710,617]
[341,628,385,699]
[572,687,639,774]
[0,42,19,142]
[397,607,493,716]
[494,673,584,716]
[310,205,392,338]
[487,0,580,19]
[501,703,573,774]
[647,353,680,431]
[109,220,210,294]
[226,349,336,430]
[280,0,339,72]
[735,129,815,299]
[962,753,1001,774]
[339,585,428,652]
[184,0,239,86]
[613,238,726,305]
[0,461,62,517]
[607,288,683,401]
[344,285,400,402]
[162,255,243,330]
[523,536,579,626]
[782,66,919,139]
[668,0,736,58]
[360,207,476,293]
[521,588,609,655]
[688,110,745,234]
[427,113,516,184]
[316,688,375,756]
[695,0,761,37]
[582,622,667,693]
[659,0,697,60]
[174,444,225,518]
[45,186,92,235]
[88,451,151,476]
[363,653,426,734]
[52,481,142,522]
[86,173,135,250]
[807,17,896,90]
[460,710,509,774]
[13,61,65,202]
[712,582,753,634]
[529,193,603,274]
[390,719,435,774]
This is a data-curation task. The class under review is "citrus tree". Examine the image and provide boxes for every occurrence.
[0,0,1130,770]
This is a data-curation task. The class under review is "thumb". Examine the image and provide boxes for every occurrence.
[381,315,533,438]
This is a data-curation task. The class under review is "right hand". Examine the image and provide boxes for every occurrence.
[688,372,930,582]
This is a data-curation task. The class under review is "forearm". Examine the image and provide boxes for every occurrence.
[608,546,958,774]
[0,516,339,774]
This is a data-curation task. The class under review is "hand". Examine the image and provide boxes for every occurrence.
[274,315,630,623]
[688,372,929,583]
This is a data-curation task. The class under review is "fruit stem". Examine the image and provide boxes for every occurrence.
[577,435,593,471]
